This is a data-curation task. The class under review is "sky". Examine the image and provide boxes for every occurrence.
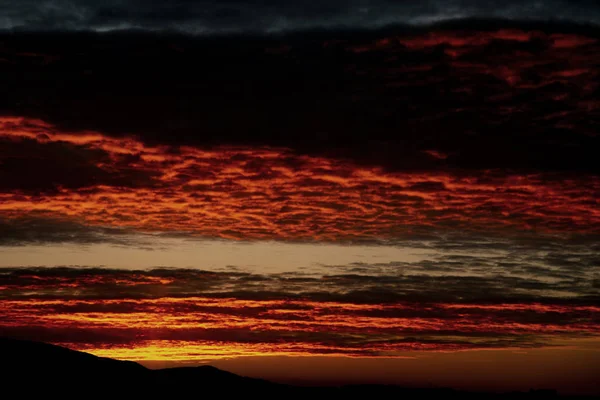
[0,0,599,395]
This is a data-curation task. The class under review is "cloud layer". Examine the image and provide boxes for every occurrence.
[2,1,600,33]
[1,25,598,175]
[1,267,598,360]
[1,117,599,242]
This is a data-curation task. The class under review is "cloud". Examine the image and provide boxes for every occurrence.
[0,135,162,193]
[1,23,598,177]
[1,1,600,33]
[1,117,599,241]
[0,266,598,359]
[1,261,597,304]
[0,215,146,246]
[0,240,597,358]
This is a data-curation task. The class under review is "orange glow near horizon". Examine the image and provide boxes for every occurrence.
[77,340,324,361]
[70,339,590,362]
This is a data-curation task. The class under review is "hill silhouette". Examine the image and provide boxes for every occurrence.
[0,338,592,398]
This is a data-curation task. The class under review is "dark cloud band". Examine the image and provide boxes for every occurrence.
[1,24,599,175]
[1,261,597,304]
[2,1,600,33]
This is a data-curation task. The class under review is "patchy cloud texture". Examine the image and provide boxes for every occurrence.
[1,1,600,32]
[1,117,598,240]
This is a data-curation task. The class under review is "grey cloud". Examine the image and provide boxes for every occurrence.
[1,262,597,304]
[1,1,600,33]
[0,216,147,246]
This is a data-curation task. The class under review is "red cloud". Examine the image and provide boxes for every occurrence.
[1,117,599,240]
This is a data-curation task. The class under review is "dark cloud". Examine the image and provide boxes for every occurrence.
[1,260,597,304]
[1,1,600,33]
[0,136,161,193]
[0,216,145,246]
[1,22,599,175]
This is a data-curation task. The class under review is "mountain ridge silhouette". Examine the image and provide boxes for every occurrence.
[0,337,592,398]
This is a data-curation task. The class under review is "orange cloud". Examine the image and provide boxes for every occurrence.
[1,117,598,241]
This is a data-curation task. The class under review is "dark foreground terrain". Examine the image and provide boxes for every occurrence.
[1,338,595,398]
